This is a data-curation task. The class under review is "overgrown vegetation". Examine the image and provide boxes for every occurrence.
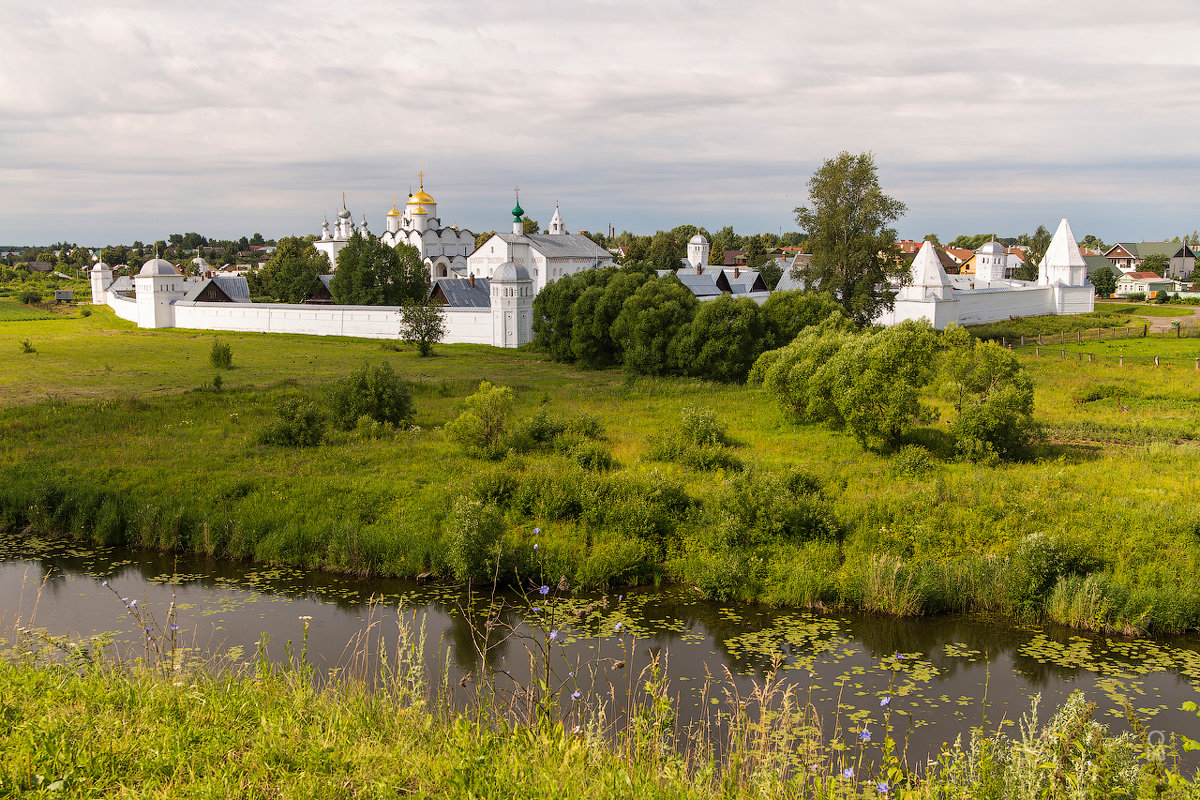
[3,308,1200,635]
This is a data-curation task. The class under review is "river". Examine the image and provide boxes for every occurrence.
[3,531,1199,769]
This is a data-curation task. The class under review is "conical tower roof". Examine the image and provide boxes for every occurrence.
[1041,218,1087,271]
[910,241,952,288]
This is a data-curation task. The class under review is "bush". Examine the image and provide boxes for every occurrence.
[80,307,92,317]
[19,339,35,354]
[1126,292,1146,302]
[17,289,41,305]
[889,444,937,476]
[647,404,742,471]
[444,497,506,582]
[1003,533,1096,613]
[444,381,514,457]
[571,442,615,471]
[327,362,414,430]
[209,339,233,369]
[711,467,839,548]
[256,398,327,447]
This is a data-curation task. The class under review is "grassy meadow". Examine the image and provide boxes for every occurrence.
[3,306,1200,634]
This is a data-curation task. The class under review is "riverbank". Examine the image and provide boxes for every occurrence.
[3,614,1194,799]
[3,308,1200,635]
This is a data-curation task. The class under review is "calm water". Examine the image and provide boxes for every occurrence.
[4,532,1200,769]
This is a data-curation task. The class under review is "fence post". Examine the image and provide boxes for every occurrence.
[1155,355,1160,367]
[1038,333,1043,346]
[1120,355,1124,366]
[1089,353,1094,363]
[1036,347,1041,358]
[1143,324,1147,338]
[1195,358,1198,371]
[1061,349,1066,359]
[1021,335,1026,347]
[1061,331,1065,345]
[1077,330,1081,344]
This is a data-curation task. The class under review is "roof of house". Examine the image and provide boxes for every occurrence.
[431,277,490,307]
[1107,242,1196,260]
[180,276,251,303]
[774,270,806,292]
[1083,255,1113,275]
[944,248,973,263]
[674,272,726,297]
[495,233,612,260]
[1121,271,1171,281]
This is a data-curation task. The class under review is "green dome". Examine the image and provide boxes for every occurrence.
[511,202,524,220]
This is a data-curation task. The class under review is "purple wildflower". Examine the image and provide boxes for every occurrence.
[877,782,890,794]
[549,630,558,641]
[571,691,581,700]
[539,585,550,596]
[842,768,854,780]
[534,527,541,535]
[614,621,623,632]
[880,696,891,707]
[533,544,539,550]
[860,727,871,742]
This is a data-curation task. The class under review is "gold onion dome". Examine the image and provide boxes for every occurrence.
[387,205,402,216]
[408,190,435,205]
[412,205,428,215]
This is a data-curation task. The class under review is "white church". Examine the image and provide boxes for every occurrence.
[314,175,476,282]
[874,218,1094,328]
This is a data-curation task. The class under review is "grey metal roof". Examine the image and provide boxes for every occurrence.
[318,275,334,290]
[497,233,613,260]
[675,273,724,297]
[212,276,250,300]
[432,277,491,307]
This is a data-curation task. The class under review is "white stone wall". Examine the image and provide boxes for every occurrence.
[878,285,1084,329]
[169,302,495,344]
[108,292,139,324]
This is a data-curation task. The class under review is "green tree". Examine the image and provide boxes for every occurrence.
[610,276,699,376]
[743,236,767,270]
[1079,234,1107,252]
[444,380,515,456]
[1140,253,1169,277]
[939,325,1036,462]
[522,218,540,235]
[758,257,783,290]
[924,233,942,247]
[474,230,496,250]
[569,268,652,369]
[1091,266,1117,297]
[258,236,326,303]
[326,361,414,430]
[330,234,426,306]
[794,152,908,325]
[671,295,768,383]
[1022,225,1052,276]
[760,290,847,347]
[532,269,605,362]
[399,299,446,357]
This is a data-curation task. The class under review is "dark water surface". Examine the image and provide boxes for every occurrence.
[4,532,1200,769]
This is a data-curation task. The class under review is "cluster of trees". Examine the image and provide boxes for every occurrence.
[752,319,1037,461]
[583,225,805,277]
[532,263,848,383]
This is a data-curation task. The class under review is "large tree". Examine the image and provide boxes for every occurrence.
[258,236,327,303]
[1091,266,1117,297]
[794,152,908,326]
[330,234,427,306]
[610,276,698,376]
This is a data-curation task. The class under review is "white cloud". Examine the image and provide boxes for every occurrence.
[2,0,1199,244]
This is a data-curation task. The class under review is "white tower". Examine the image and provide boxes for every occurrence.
[386,199,402,234]
[687,233,710,271]
[511,190,525,235]
[898,241,954,300]
[1039,218,1088,287]
[549,204,565,235]
[134,258,185,328]
[90,258,112,305]
[975,239,1008,283]
[491,260,533,348]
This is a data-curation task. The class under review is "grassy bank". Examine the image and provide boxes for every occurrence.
[4,308,1200,635]
[2,616,1193,799]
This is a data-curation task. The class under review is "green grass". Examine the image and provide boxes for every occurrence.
[6,308,1200,635]
[1096,301,1195,318]
[0,301,61,322]
[0,618,1189,799]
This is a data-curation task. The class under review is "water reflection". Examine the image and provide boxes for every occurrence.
[3,531,1200,768]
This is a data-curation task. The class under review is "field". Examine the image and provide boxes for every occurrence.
[4,307,1200,634]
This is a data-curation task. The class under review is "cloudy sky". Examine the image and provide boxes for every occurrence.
[3,0,1198,246]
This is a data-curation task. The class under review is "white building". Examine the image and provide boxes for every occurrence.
[378,175,475,280]
[874,218,1095,329]
[467,197,613,295]
[314,176,475,283]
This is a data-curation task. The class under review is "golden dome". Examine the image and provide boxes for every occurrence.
[407,190,435,205]
[386,204,402,217]
[412,205,428,215]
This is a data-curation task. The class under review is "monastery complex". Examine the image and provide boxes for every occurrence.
[89,178,1100,347]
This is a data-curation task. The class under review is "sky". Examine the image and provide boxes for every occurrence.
[3,0,1199,247]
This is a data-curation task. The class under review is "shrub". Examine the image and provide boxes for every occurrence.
[647,404,742,470]
[256,398,327,447]
[711,467,839,548]
[1003,533,1095,613]
[209,339,233,369]
[508,407,566,453]
[444,380,514,457]
[576,535,654,588]
[444,497,505,582]
[398,300,446,357]
[80,307,92,317]
[327,362,414,430]
[889,444,937,476]
[1127,292,1146,302]
[571,442,615,472]
[17,289,41,305]
[471,466,521,507]
[19,339,35,354]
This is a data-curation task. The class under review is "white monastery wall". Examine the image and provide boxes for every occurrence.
[108,292,139,324]
[170,302,495,344]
